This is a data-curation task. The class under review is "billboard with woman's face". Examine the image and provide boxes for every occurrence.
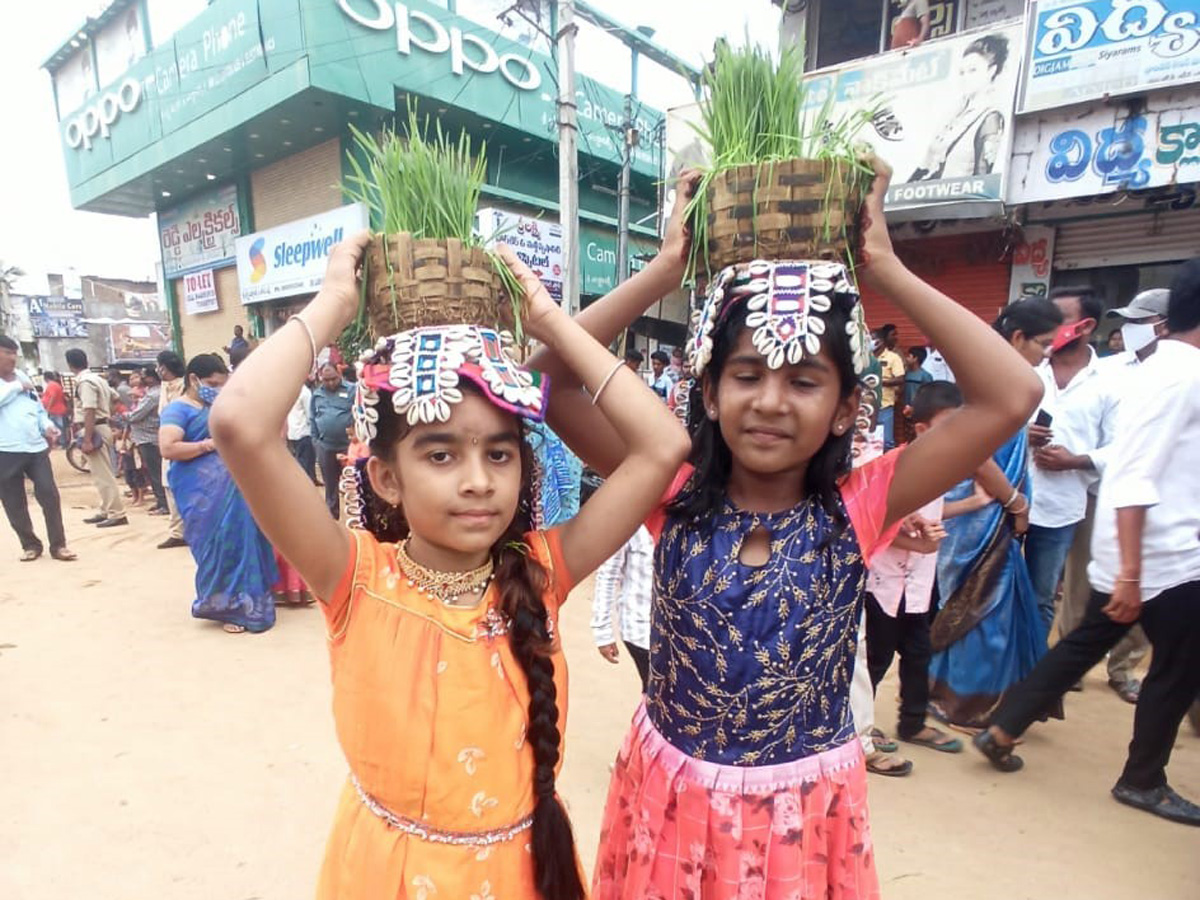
[802,21,1025,219]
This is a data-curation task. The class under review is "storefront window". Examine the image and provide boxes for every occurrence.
[812,0,977,69]
[815,0,886,70]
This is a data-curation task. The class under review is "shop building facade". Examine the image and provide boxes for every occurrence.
[45,0,666,359]
[765,0,1200,346]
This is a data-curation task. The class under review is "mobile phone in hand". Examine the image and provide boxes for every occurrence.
[1034,409,1053,428]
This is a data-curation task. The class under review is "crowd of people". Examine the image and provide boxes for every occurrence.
[2,156,1197,899]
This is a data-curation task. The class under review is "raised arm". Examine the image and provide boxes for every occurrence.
[209,232,372,599]
[529,172,699,475]
[499,246,691,586]
[856,159,1043,528]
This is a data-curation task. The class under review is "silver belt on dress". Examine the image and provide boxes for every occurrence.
[351,774,534,847]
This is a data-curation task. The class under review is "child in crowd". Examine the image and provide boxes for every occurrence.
[591,525,655,690]
[209,236,688,899]
[534,159,1044,898]
[865,381,968,758]
[904,346,933,405]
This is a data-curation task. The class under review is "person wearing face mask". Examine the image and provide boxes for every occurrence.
[1024,287,1121,638]
[976,262,1200,827]
[159,353,278,634]
[1057,290,1171,701]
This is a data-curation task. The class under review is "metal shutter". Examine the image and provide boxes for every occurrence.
[1052,209,1200,270]
[858,232,1011,348]
[249,139,344,230]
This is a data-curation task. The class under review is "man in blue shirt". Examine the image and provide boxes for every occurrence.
[0,336,76,561]
[311,362,354,519]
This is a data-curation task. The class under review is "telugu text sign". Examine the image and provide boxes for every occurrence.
[803,22,1024,217]
[1020,0,1200,113]
[159,184,242,278]
[477,208,564,301]
[1007,86,1200,202]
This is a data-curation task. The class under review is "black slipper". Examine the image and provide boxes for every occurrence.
[972,730,1023,773]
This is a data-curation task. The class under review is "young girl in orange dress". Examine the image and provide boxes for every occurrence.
[535,159,1045,898]
[209,237,689,899]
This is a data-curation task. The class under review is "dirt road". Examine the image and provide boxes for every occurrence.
[2,458,1197,899]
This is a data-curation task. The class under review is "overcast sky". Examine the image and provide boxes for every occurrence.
[0,1,779,289]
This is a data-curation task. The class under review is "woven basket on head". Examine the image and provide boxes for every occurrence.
[365,233,511,337]
[703,158,863,279]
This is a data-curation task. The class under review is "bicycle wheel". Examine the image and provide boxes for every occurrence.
[67,445,91,474]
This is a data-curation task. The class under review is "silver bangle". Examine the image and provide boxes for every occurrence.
[289,315,319,377]
[590,360,626,407]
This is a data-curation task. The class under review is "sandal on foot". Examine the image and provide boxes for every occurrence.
[1108,678,1141,704]
[20,549,42,562]
[869,728,899,754]
[1111,783,1200,826]
[972,730,1024,772]
[49,548,78,562]
[222,624,247,634]
[866,751,912,777]
[902,727,963,753]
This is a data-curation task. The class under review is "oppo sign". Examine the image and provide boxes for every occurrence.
[64,78,142,151]
[338,0,542,91]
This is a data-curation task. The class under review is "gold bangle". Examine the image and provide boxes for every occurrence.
[590,360,626,407]
[289,315,319,377]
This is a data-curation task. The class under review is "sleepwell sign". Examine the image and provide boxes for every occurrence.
[321,0,663,176]
[1021,0,1200,113]
[235,203,368,304]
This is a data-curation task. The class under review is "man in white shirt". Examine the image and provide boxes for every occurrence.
[287,382,316,483]
[1024,287,1118,633]
[974,261,1200,827]
[590,525,653,690]
[1059,290,1168,701]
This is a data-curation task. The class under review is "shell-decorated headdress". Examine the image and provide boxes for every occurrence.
[685,258,877,436]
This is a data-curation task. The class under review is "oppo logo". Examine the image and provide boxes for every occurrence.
[65,78,142,150]
[338,0,542,91]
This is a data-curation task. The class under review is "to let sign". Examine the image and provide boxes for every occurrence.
[182,268,219,315]
[159,184,241,277]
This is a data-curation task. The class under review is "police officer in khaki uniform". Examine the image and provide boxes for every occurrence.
[65,348,127,527]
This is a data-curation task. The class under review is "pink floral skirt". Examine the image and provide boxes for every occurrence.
[592,703,880,900]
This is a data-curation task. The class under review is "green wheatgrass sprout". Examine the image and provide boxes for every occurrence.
[343,105,525,341]
[684,38,878,286]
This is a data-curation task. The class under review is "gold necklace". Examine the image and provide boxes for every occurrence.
[396,539,495,606]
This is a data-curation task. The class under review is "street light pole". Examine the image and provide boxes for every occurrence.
[555,0,580,315]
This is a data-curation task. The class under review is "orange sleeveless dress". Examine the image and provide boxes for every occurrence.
[316,527,575,899]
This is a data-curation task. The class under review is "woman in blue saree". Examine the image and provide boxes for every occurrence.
[928,297,1062,727]
[160,353,277,633]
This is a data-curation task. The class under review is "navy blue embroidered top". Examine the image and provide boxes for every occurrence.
[645,454,898,766]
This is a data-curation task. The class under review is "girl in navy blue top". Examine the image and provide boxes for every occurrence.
[534,160,1043,899]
